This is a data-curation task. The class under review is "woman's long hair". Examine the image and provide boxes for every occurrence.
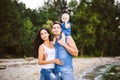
[33,27,52,57]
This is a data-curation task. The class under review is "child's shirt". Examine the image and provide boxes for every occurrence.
[61,22,71,36]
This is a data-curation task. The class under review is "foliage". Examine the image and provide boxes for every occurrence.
[0,0,23,57]
[72,0,100,56]
[0,0,120,58]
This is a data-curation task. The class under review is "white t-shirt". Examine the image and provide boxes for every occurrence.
[41,44,56,69]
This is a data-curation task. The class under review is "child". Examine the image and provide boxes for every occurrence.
[60,13,71,42]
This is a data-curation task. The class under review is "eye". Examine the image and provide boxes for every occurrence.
[40,32,43,35]
[57,26,60,29]
[40,33,43,37]
[52,26,55,29]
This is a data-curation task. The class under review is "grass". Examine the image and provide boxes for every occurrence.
[74,55,94,58]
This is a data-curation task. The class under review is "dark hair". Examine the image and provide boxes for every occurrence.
[63,10,70,15]
[33,27,52,57]
[51,21,62,28]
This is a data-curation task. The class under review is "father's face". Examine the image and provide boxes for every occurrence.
[52,24,62,35]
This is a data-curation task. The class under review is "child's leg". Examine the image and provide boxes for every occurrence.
[60,32,65,42]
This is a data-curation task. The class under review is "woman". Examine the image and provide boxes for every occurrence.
[33,27,62,80]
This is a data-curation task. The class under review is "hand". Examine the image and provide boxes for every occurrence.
[43,53,48,60]
[65,20,68,24]
[54,59,62,65]
[65,18,69,23]
[65,22,70,28]
[58,39,66,47]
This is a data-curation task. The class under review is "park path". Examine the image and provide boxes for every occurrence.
[0,57,120,80]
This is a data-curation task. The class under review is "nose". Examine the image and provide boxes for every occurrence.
[43,33,46,36]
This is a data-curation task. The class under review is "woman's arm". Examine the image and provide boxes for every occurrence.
[38,45,62,65]
[58,36,78,56]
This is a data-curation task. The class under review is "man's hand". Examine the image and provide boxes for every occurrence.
[43,53,48,60]
[58,39,67,47]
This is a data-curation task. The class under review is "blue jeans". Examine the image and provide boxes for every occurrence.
[55,69,74,80]
[40,69,57,80]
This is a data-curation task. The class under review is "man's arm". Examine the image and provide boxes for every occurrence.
[58,36,78,56]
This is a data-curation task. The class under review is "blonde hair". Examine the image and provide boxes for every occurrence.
[61,13,70,20]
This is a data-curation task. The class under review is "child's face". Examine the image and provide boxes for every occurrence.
[61,14,69,22]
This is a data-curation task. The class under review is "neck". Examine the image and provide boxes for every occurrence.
[55,34,61,40]
[44,40,50,45]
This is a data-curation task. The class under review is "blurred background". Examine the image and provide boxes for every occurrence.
[0,0,120,58]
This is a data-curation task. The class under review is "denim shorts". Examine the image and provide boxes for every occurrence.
[40,69,57,80]
[55,69,74,80]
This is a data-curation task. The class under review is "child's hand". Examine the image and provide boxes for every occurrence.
[65,22,70,28]
[65,20,67,23]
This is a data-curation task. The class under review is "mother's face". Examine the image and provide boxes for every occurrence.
[52,24,62,35]
[40,29,49,41]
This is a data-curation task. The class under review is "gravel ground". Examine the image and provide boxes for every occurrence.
[0,57,120,80]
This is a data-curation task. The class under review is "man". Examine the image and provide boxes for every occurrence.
[51,21,78,80]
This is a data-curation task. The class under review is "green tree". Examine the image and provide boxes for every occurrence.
[72,0,100,56]
[0,0,23,57]
[38,0,69,21]
[91,0,118,56]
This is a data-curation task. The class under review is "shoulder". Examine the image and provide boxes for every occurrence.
[67,36,72,40]
[38,44,45,55]
[67,36,74,43]
[38,44,44,50]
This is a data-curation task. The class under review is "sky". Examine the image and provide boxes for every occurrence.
[18,0,72,9]
[19,0,120,9]
[18,0,44,9]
